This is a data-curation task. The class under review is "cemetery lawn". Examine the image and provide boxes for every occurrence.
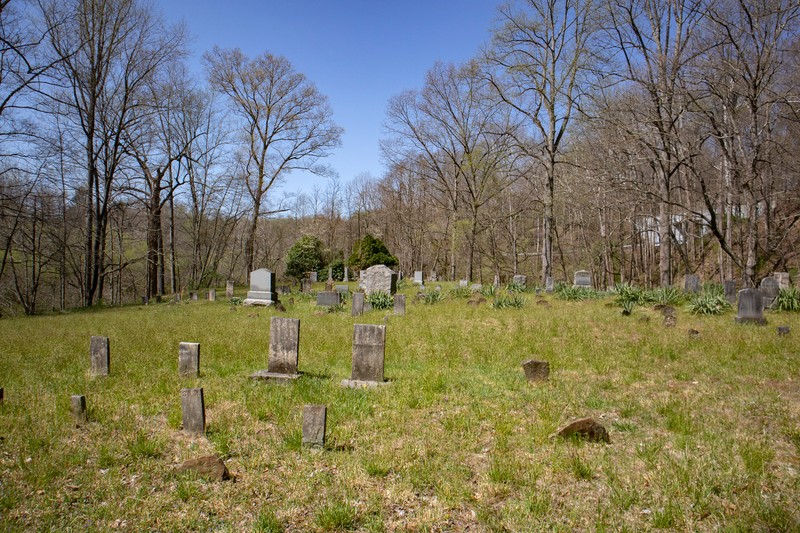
[0,288,799,532]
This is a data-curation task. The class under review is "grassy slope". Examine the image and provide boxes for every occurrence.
[0,286,798,532]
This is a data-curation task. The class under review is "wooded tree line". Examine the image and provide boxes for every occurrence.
[1,0,798,314]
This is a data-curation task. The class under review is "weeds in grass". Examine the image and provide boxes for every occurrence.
[688,292,731,315]
[365,291,393,310]
[421,290,444,305]
[253,509,284,532]
[569,453,595,480]
[314,499,359,531]
[127,430,164,459]
[480,284,497,297]
[505,281,525,293]
[555,285,600,301]
[775,287,800,311]
[449,286,472,298]
[491,294,526,309]
[230,296,243,306]
[326,302,347,313]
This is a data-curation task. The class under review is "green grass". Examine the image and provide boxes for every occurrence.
[0,285,798,531]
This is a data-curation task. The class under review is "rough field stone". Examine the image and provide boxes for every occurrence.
[557,417,610,443]
[177,455,231,481]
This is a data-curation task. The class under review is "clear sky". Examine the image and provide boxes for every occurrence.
[160,0,503,196]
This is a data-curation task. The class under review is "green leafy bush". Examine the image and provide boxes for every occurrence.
[422,291,444,305]
[555,285,600,301]
[505,281,525,293]
[492,294,526,309]
[348,234,398,269]
[449,286,472,299]
[687,293,731,315]
[775,287,800,311]
[649,286,683,305]
[366,291,393,310]
[285,235,325,281]
[481,284,497,297]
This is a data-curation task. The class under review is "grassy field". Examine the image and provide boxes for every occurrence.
[0,283,798,532]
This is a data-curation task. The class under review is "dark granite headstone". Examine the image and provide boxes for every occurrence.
[351,292,365,316]
[736,288,766,325]
[724,280,737,303]
[759,277,779,308]
[316,291,341,307]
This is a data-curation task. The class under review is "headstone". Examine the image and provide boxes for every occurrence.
[141,296,148,305]
[174,293,181,303]
[413,271,424,285]
[684,274,701,293]
[470,283,482,292]
[493,275,500,288]
[557,417,610,443]
[545,276,554,293]
[736,288,766,325]
[177,455,231,481]
[573,270,591,288]
[759,277,779,308]
[513,274,527,287]
[361,265,397,296]
[429,271,437,282]
[459,279,469,288]
[251,317,301,381]
[316,291,341,307]
[190,292,198,301]
[226,281,235,298]
[301,279,312,294]
[724,280,737,303]
[90,336,110,376]
[342,324,387,388]
[773,272,790,290]
[178,342,200,378]
[302,405,327,447]
[351,292,365,316]
[309,271,318,283]
[71,395,87,423]
[522,360,550,382]
[279,285,291,295]
[335,285,349,294]
[208,288,216,302]
[243,269,279,306]
[343,267,349,282]
[181,388,205,435]
[324,280,334,291]
[393,294,406,315]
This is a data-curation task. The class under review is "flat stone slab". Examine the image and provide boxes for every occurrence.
[250,370,301,382]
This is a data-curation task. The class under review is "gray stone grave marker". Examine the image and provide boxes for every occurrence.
[309,271,318,283]
[573,270,591,288]
[413,271,424,285]
[684,274,701,293]
[302,405,327,447]
[251,317,301,381]
[208,288,216,301]
[90,336,110,376]
[429,271,437,282]
[301,279,312,293]
[174,293,181,303]
[316,291,341,307]
[470,283,482,292]
[493,275,500,288]
[774,272,790,290]
[181,388,205,435]
[343,266,349,282]
[459,279,469,288]
[546,276,554,293]
[244,269,279,306]
[362,265,397,295]
[71,395,87,423]
[522,360,550,382]
[760,277,779,308]
[190,292,198,301]
[226,280,235,298]
[513,274,527,287]
[724,280,737,303]
[736,288,766,325]
[351,292,365,316]
[342,324,386,388]
[393,294,406,315]
[335,285,349,295]
[178,342,200,377]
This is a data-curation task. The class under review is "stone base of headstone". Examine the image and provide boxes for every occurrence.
[302,405,327,447]
[181,388,205,435]
[522,360,550,382]
[243,293,279,306]
[71,395,87,423]
[340,379,390,389]
[250,370,301,382]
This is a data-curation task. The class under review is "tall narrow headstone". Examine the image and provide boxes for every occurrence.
[351,292,365,316]
[328,267,333,282]
[545,276,554,293]
[724,280,737,304]
[343,267,349,282]
[684,274,701,293]
[71,395,87,423]
[393,294,406,315]
[302,405,327,447]
[251,317,301,382]
[90,336,110,376]
[181,388,205,435]
[226,280,235,298]
[244,269,279,306]
[342,324,387,388]
[759,277,780,308]
[736,289,766,325]
[178,342,200,377]
[573,270,591,288]
[493,275,500,288]
[207,288,216,302]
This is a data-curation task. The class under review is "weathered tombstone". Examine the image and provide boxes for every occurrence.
[343,266,349,282]
[459,279,469,288]
[243,269,279,306]
[316,291,341,307]
[178,342,200,378]
[545,276,554,293]
[413,271,424,285]
[190,292,198,301]
[335,285,349,295]
[90,336,110,376]
[513,274,527,287]
[328,267,333,282]
[226,281,235,298]
[493,275,500,288]
[141,296,148,305]
[342,324,386,388]
[207,288,216,302]
[302,405,327,447]
[573,270,591,288]
[362,264,397,296]
[684,274,701,293]
[429,271,437,282]
[470,284,482,292]
[522,360,550,382]
[301,279,312,294]
[759,277,780,308]
[251,317,301,381]
[773,272,791,290]
[181,388,205,435]
[557,417,610,443]
[724,280,737,304]
[736,288,766,325]
[308,271,318,283]
[71,395,87,423]
[324,280,334,291]
[393,294,406,315]
[279,285,291,295]
[351,292,365,316]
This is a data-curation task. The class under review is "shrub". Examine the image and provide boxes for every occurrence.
[348,234,398,270]
[687,293,731,315]
[366,291,393,310]
[492,294,526,309]
[649,286,683,305]
[449,286,472,299]
[775,287,800,312]
[285,235,325,281]
[422,291,444,305]
[481,284,497,297]
[505,281,525,293]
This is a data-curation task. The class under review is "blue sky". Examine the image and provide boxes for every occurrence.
[160,0,503,196]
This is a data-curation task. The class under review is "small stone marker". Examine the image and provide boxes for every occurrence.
[351,292,365,316]
[393,294,406,315]
[301,279,312,293]
[429,271,437,282]
[310,271,318,283]
[90,336,110,376]
[251,317,301,381]
[316,291,341,307]
[71,395,87,423]
[522,360,550,382]
[545,276,554,293]
[470,283,482,292]
[177,455,231,481]
[181,388,205,435]
[178,342,200,377]
[573,270,591,288]
[736,288,766,325]
[226,280,235,298]
[207,288,216,301]
[413,271,424,285]
[777,326,790,336]
[459,279,469,288]
[759,277,779,308]
[513,274,527,287]
[342,324,386,388]
[302,405,327,447]
[684,274,700,293]
[244,269,279,306]
[773,272,790,290]
[557,417,610,443]
[724,280,737,303]
[335,285,349,294]
[190,292,198,301]
[663,315,676,328]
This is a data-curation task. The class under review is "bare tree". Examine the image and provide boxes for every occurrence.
[203,46,343,275]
